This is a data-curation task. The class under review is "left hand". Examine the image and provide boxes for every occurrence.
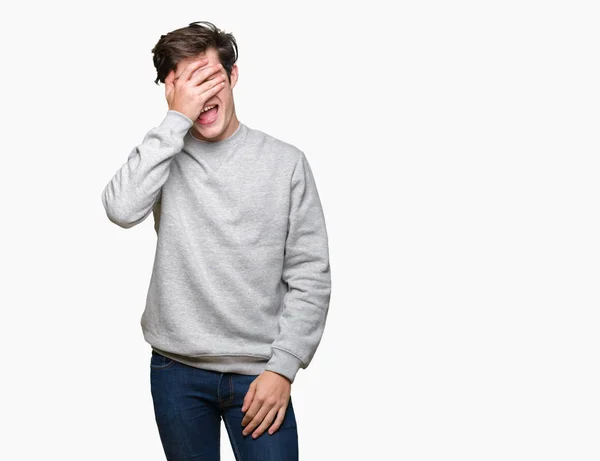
[241,370,291,438]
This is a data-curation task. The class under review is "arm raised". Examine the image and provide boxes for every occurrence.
[101,110,193,228]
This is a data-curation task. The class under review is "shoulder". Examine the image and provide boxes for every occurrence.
[244,124,305,166]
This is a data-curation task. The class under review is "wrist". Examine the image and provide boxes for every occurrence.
[160,110,194,133]
[168,108,194,123]
[264,348,303,384]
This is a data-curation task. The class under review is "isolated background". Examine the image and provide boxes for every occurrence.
[1,1,598,459]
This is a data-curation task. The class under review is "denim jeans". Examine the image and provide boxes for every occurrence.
[150,350,299,461]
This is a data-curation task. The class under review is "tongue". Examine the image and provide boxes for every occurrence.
[199,106,218,124]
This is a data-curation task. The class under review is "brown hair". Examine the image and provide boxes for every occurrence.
[151,21,238,85]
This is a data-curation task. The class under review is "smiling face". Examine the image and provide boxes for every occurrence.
[174,47,239,142]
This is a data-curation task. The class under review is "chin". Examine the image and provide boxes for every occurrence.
[194,119,223,138]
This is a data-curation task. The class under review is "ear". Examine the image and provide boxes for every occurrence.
[229,63,239,89]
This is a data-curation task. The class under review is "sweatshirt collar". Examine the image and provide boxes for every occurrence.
[186,121,248,153]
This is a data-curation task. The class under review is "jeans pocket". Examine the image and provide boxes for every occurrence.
[150,350,175,370]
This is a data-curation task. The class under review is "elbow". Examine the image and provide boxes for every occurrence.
[101,190,139,229]
[107,212,138,229]
[103,203,137,229]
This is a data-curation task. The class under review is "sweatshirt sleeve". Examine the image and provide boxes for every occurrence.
[101,110,193,228]
[264,152,332,383]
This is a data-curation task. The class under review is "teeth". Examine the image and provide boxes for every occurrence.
[201,105,216,113]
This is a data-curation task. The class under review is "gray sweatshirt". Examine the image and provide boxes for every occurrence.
[101,110,331,383]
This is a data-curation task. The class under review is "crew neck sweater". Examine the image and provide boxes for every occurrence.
[101,110,332,383]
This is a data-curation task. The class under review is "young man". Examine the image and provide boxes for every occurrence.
[101,21,331,460]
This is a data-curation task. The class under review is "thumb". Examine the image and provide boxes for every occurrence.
[164,70,174,96]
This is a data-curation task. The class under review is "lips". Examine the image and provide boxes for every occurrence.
[197,104,219,125]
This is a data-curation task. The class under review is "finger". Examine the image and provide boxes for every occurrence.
[190,63,216,80]
[192,76,226,99]
[267,406,287,435]
[177,58,209,82]
[241,381,256,413]
[241,396,262,428]
[188,63,224,87]
[191,70,226,91]
[251,406,279,438]
[242,400,273,436]
[193,71,224,88]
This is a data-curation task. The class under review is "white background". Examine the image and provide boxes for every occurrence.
[1,1,598,460]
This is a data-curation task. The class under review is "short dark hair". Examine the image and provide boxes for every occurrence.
[151,21,238,85]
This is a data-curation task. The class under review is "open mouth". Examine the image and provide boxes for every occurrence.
[197,104,219,125]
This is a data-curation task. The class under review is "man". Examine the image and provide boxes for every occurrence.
[101,21,331,460]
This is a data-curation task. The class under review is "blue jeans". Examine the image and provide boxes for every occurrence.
[150,350,299,460]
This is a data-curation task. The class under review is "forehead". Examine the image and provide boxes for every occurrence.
[175,48,220,72]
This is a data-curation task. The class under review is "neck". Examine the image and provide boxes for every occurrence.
[190,113,240,143]
[186,116,247,153]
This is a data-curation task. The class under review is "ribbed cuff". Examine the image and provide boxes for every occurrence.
[159,110,194,135]
[264,348,304,384]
